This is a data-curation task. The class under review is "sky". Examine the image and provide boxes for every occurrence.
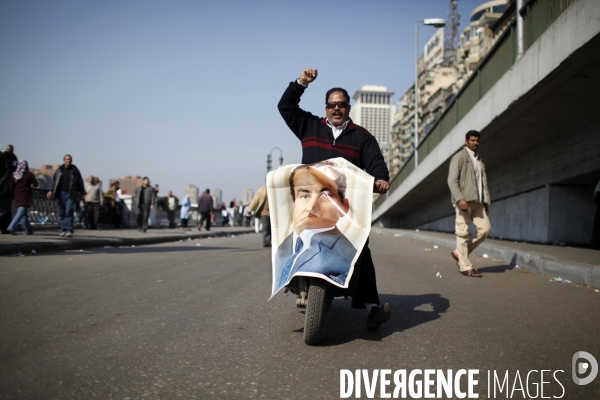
[0,0,486,202]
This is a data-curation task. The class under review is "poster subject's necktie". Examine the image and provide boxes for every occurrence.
[280,237,304,286]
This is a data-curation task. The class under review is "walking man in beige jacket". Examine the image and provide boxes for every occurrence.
[247,185,270,247]
[447,130,491,277]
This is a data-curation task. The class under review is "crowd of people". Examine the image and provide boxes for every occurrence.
[0,147,256,236]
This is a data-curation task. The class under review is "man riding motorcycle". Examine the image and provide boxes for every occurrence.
[278,68,391,330]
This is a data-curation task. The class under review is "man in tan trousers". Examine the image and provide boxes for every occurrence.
[447,130,491,277]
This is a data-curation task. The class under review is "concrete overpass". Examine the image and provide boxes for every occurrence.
[374,0,600,245]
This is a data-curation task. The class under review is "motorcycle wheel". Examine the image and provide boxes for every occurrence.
[304,279,327,345]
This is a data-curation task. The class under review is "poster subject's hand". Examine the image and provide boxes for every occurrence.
[374,180,389,194]
[458,199,469,212]
[298,68,318,86]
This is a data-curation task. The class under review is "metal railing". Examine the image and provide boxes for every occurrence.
[523,0,576,51]
[376,0,577,209]
[29,188,61,225]
[24,190,249,228]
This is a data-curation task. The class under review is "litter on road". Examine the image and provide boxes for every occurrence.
[550,277,572,284]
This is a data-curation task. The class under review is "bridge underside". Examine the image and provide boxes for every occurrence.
[379,32,600,245]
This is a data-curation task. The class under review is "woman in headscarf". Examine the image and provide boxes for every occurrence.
[7,160,39,235]
[180,194,191,229]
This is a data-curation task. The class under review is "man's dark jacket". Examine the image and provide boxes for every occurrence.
[50,164,86,200]
[133,186,156,209]
[197,193,213,214]
[278,81,389,182]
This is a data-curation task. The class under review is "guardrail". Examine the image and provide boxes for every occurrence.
[523,0,576,52]
[29,188,61,225]
[376,0,577,209]
[25,189,249,228]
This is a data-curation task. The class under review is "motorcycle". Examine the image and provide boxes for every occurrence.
[284,276,354,345]
[268,158,382,346]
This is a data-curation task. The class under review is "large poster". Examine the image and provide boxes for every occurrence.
[267,158,374,298]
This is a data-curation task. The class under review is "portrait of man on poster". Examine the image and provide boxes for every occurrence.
[273,161,357,293]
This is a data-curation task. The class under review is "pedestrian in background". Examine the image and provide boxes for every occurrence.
[79,175,94,229]
[133,177,155,232]
[104,181,122,228]
[7,160,38,235]
[180,194,191,229]
[0,145,18,233]
[98,180,106,228]
[85,176,103,230]
[197,188,213,231]
[448,130,491,277]
[247,185,270,247]
[233,202,240,226]
[151,184,161,227]
[166,190,179,228]
[47,154,86,237]
[220,203,229,226]
[237,202,245,226]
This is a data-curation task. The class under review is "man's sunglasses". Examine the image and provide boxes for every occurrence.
[326,101,349,109]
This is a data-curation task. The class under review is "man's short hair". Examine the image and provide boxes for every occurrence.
[64,154,72,159]
[113,181,119,185]
[325,87,350,104]
[143,176,149,180]
[289,161,347,201]
[205,188,210,194]
[465,130,480,140]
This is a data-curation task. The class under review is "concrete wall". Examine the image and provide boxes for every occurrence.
[415,185,596,245]
[548,185,596,244]
[486,187,550,243]
[487,116,600,202]
[418,214,454,233]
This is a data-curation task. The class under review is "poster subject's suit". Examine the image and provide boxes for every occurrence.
[274,227,357,293]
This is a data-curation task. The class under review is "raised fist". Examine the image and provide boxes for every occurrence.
[298,68,318,86]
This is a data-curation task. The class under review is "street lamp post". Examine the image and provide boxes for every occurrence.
[267,147,284,173]
[414,18,446,168]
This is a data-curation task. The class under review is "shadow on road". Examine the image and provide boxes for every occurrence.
[478,264,514,273]
[300,293,450,346]
[37,246,255,256]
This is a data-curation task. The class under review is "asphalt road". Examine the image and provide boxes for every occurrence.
[1,231,599,399]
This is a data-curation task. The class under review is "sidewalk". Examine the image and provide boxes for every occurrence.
[373,228,600,289]
[0,226,256,256]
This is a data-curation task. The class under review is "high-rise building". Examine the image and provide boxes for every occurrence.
[185,185,199,203]
[241,188,253,205]
[350,86,395,168]
[29,164,59,190]
[212,188,222,208]
[388,0,510,182]
[110,176,143,196]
